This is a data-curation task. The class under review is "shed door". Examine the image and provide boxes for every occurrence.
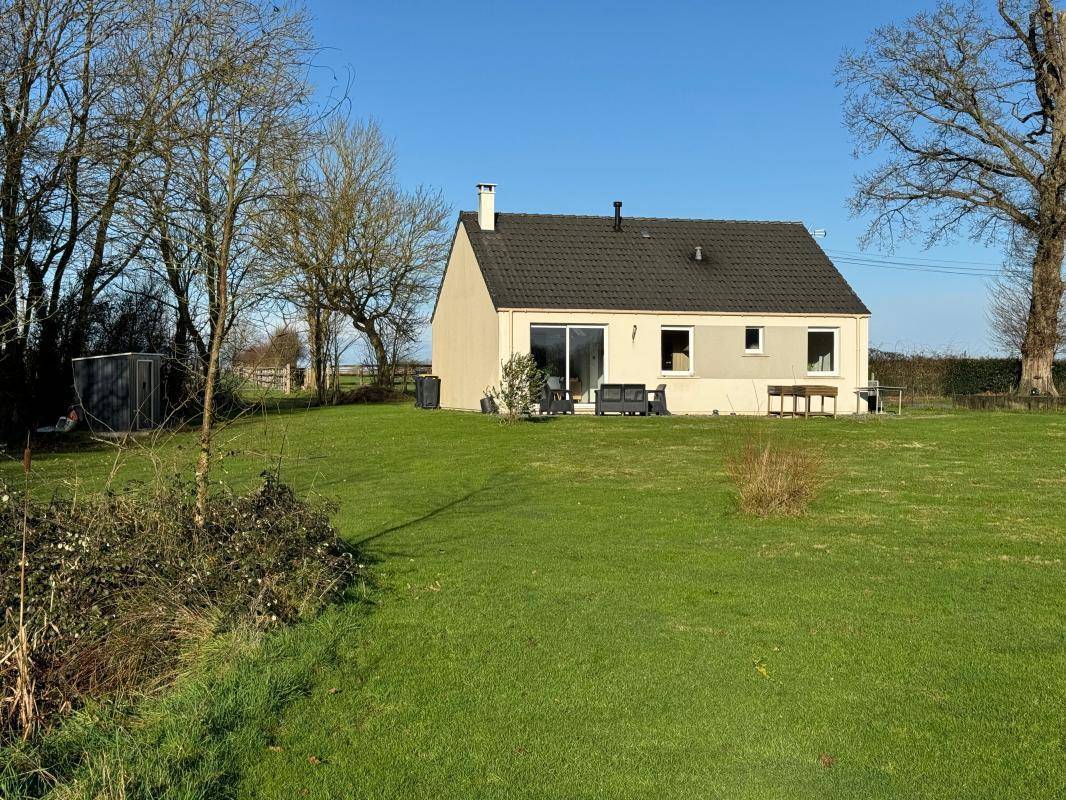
[135,359,153,429]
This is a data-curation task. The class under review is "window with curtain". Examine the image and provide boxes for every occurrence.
[807,328,837,374]
[661,327,693,374]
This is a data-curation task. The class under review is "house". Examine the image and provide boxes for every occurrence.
[430,184,870,415]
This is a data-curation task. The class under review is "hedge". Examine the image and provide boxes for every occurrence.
[868,351,1066,396]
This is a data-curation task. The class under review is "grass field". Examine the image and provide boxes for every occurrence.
[5,405,1065,798]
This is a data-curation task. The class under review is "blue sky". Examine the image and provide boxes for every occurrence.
[307,0,1007,356]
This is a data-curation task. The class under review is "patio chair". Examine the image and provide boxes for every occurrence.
[550,387,575,415]
[621,384,647,415]
[539,383,574,415]
[647,384,670,416]
[595,384,625,415]
[539,383,552,414]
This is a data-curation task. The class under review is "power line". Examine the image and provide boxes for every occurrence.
[831,255,1001,275]
[833,260,1001,277]
[825,248,1002,268]
[830,257,1002,278]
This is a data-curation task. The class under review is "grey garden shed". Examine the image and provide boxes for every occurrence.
[72,353,163,432]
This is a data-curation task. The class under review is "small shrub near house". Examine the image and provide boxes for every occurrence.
[487,353,545,423]
[0,474,358,743]
[726,439,826,517]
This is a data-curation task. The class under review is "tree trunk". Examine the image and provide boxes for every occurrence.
[305,302,326,404]
[363,323,392,388]
[195,247,228,527]
[1020,230,1065,396]
[166,321,191,415]
[194,321,224,527]
[0,155,26,441]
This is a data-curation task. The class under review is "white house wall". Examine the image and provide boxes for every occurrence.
[500,309,870,415]
[430,224,500,410]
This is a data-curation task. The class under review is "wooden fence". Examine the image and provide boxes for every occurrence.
[953,394,1066,411]
[234,362,431,395]
[329,363,431,393]
[233,364,306,394]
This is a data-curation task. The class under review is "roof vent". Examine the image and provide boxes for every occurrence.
[640,229,651,239]
[613,201,622,232]
[694,246,703,261]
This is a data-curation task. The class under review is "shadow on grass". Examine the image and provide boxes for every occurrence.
[354,476,515,548]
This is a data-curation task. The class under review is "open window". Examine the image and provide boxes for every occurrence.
[807,328,838,375]
[661,327,693,375]
[744,326,763,354]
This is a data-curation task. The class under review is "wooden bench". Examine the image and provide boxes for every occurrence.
[767,385,838,418]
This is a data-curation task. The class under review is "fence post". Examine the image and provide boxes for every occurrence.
[285,363,292,394]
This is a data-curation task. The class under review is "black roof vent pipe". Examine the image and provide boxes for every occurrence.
[613,201,622,231]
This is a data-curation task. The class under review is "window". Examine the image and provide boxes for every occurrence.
[807,328,838,375]
[661,327,693,374]
[744,326,763,354]
[530,325,605,404]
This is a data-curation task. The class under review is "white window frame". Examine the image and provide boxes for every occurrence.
[660,326,694,376]
[806,327,839,377]
[744,325,764,354]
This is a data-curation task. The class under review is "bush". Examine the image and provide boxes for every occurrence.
[0,475,357,742]
[726,440,826,517]
[486,353,545,423]
[869,349,1066,396]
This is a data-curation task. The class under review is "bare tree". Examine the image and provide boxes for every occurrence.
[310,120,446,388]
[840,0,1066,394]
[259,155,337,403]
[0,0,204,436]
[988,234,1066,354]
[233,324,306,369]
[138,0,316,524]
[1,0,104,435]
[262,120,447,391]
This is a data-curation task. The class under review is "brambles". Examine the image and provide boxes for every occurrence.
[0,475,357,742]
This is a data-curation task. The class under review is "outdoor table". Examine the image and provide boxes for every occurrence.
[767,385,837,417]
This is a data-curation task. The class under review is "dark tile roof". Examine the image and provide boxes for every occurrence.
[458,212,869,315]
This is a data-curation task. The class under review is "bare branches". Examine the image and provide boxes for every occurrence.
[839,1,1050,246]
[262,118,449,388]
[842,0,1066,394]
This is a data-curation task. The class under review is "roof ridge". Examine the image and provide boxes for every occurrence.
[458,210,805,225]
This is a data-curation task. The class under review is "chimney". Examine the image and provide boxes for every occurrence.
[613,201,622,232]
[477,183,496,231]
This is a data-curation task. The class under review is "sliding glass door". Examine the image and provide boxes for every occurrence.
[530,325,606,405]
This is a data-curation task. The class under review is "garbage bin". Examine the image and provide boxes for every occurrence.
[414,375,425,408]
[419,375,440,409]
[863,381,881,413]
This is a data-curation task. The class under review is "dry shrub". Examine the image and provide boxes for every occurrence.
[337,385,399,404]
[726,439,826,517]
[0,475,357,742]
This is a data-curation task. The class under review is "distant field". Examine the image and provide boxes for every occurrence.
[5,406,1064,799]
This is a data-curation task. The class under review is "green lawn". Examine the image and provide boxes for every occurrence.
[6,406,1065,798]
